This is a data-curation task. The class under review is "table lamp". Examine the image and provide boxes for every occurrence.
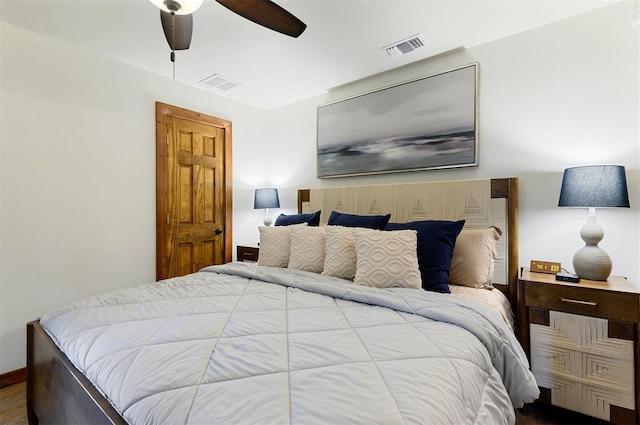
[558,165,630,280]
[254,188,280,226]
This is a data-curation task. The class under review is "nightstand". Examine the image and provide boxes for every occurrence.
[237,244,259,262]
[518,268,640,424]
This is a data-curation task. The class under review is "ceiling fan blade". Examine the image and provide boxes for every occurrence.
[160,10,193,50]
[215,0,306,38]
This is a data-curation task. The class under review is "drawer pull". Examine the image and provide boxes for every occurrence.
[560,298,597,306]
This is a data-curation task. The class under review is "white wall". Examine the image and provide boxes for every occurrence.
[265,2,639,284]
[0,22,268,373]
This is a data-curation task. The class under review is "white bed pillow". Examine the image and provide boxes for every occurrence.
[322,226,357,280]
[257,224,307,268]
[288,226,326,273]
[352,228,421,289]
[449,227,502,288]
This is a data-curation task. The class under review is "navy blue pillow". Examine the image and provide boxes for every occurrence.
[385,220,465,293]
[274,211,321,226]
[328,211,391,230]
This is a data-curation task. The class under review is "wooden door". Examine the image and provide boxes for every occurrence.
[156,102,232,280]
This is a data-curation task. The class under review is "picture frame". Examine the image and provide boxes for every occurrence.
[316,63,478,178]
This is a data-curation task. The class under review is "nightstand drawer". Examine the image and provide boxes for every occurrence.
[237,245,259,262]
[530,311,636,420]
[525,282,639,323]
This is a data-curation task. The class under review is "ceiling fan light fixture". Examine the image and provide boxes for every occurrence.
[148,0,204,15]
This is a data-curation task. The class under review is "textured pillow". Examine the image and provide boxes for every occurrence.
[449,227,502,288]
[257,224,307,268]
[288,226,326,273]
[322,226,357,280]
[352,228,421,289]
[327,211,391,230]
[274,211,321,227]
[385,220,465,293]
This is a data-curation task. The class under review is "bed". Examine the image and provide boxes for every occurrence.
[27,177,539,425]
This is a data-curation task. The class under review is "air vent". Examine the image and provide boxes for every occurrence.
[382,33,427,57]
[199,74,242,91]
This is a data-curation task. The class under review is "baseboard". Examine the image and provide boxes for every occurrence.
[0,367,26,388]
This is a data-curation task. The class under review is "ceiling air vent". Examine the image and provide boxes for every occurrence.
[199,74,242,91]
[382,33,427,57]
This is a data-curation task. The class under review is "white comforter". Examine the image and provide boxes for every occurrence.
[41,262,539,425]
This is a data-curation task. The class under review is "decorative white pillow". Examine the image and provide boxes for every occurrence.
[449,227,502,288]
[257,224,307,268]
[288,226,326,273]
[352,228,421,289]
[322,226,357,280]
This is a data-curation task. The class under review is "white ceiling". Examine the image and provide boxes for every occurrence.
[0,0,618,109]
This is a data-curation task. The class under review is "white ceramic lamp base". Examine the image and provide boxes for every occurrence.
[572,209,612,281]
[262,208,272,227]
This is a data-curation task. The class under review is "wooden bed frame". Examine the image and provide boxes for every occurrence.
[27,177,518,425]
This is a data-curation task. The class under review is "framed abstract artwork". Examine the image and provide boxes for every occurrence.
[316,63,478,178]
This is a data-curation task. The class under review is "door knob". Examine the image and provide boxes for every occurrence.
[214,228,223,235]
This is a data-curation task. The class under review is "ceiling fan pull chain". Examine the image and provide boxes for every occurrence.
[171,11,176,79]
[171,51,175,79]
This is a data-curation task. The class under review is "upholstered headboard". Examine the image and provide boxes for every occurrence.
[298,178,519,310]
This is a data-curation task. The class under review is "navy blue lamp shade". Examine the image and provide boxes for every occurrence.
[558,165,630,208]
[254,188,280,209]
[558,165,630,281]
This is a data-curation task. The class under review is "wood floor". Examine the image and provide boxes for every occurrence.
[0,382,27,425]
[0,381,615,425]
[515,403,612,425]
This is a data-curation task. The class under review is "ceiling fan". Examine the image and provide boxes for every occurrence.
[148,0,307,56]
